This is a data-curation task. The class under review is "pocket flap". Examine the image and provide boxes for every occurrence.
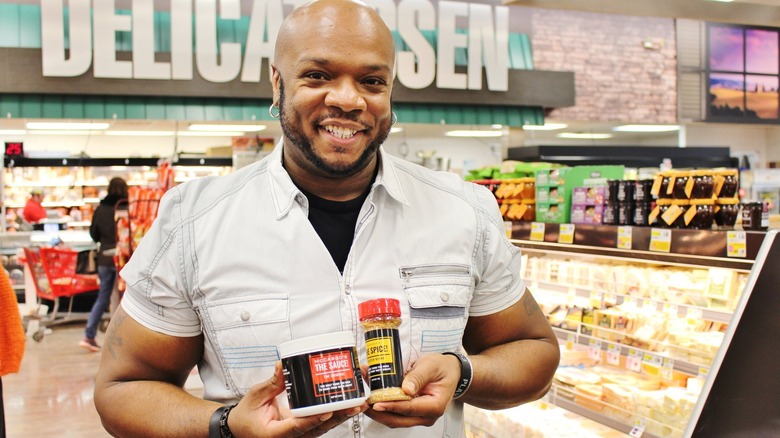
[208,294,289,330]
[406,286,469,319]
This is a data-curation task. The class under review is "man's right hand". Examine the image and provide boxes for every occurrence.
[228,362,368,437]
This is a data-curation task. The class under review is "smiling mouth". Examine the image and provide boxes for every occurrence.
[323,124,359,139]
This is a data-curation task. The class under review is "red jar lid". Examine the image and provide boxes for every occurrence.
[358,298,401,320]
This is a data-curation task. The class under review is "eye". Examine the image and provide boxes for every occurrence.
[363,77,387,87]
[304,71,329,81]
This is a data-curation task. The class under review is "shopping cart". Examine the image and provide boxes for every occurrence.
[22,247,100,342]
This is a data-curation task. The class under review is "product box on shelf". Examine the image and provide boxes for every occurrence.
[536,186,567,204]
[571,204,605,225]
[536,167,572,187]
[536,202,570,224]
[572,185,608,206]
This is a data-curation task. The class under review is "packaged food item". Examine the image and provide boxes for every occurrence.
[714,198,740,229]
[634,179,655,203]
[690,170,715,199]
[358,298,411,403]
[279,331,366,417]
[741,202,768,231]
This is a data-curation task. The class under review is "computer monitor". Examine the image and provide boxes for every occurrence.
[685,230,780,437]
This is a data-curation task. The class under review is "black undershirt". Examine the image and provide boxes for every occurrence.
[297,186,370,273]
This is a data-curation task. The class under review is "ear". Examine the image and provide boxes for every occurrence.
[271,65,281,106]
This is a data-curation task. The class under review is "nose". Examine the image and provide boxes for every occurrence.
[324,79,367,113]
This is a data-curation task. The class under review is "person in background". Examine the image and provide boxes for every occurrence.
[80,177,128,352]
[93,1,560,437]
[22,189,46,224]
[0,268,25,437]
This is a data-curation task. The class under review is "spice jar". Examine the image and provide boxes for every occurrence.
[358,298,411,403]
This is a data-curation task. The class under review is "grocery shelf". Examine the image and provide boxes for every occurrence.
[509,222,763,271]
[552,327,709,377]
[547,394,666,438]
[532,280,734,324]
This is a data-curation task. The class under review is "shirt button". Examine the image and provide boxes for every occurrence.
[240,311,250,321]
[345,285,352,295]
[440,292,450,302]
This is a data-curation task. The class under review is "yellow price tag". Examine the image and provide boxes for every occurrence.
[559,223,575,244]
[727,231,747,258]
[649,229,672,252]
[617,226,632,249]
[530,222,546,242]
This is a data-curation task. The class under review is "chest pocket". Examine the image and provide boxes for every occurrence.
[401,264,473,363]
[203,294,292,396]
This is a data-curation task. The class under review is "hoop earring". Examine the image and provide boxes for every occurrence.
[269,104,280,119]
[391,112,397,125]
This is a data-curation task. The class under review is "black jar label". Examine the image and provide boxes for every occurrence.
[282,346,363,409]
[365,328,404,391]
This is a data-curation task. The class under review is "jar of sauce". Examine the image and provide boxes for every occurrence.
[687,200,715,229]
[714,198,740,229]
[671,171,691,199]
[690,171,715,199]
[741,202,769,231]
[714,169,739,198]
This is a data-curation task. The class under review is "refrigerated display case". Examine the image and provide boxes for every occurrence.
[468,222,769,437]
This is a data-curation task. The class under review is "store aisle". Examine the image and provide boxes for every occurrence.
[3,323,203,437]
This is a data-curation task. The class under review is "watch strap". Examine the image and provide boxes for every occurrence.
[442,352,473,399]
[209,404,236,438]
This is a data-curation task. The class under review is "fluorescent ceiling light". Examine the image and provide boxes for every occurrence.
[522,123,568,131]
[557,132,613,140]
[491,124,503,129]
[0,129,27,135]
[188,124,266,132]
[26,122,110,130]
[445,130,504,138]
[105,131,176,136]
[390,127,403,133]
[176,131,246,137]
[613,124,680,133]
[27,130,103,136]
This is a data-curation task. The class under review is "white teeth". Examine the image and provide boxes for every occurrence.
[324,125,357,139]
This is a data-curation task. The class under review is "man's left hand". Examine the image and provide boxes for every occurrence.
[364,353,461,428]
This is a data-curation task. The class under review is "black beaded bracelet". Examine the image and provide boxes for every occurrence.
[209,404,236,438]
[442,352,473,399]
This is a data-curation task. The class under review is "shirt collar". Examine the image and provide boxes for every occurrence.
[268,139,410,219]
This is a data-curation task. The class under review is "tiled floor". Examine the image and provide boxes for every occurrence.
[2,321,202,437]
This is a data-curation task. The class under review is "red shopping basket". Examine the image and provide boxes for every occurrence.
[39,247,99,296]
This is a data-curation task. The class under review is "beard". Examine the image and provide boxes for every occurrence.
[277,78,392,178]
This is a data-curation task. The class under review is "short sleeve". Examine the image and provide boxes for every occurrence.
[468,185,525,317]
[119,188,202,337]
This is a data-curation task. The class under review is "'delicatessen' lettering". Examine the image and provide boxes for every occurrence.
[40,0,509,92]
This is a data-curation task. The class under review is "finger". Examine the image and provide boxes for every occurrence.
[364,405,438,429]
[401,355,456,396]
[245,362,287,405]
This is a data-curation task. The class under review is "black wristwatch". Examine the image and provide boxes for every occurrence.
[209,404,236,438]
[442,352,473,399]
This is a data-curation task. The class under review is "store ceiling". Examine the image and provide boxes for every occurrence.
[502,0,780,28]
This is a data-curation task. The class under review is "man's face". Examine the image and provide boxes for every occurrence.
[272,5,395,178]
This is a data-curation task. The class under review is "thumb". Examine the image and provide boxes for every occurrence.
[247,361,287,403]
[400,358,440,396]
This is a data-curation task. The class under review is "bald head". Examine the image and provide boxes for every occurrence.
[274,0,395,67]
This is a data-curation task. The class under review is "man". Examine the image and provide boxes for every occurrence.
[22,189,47,224]
[94,1,559,437]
